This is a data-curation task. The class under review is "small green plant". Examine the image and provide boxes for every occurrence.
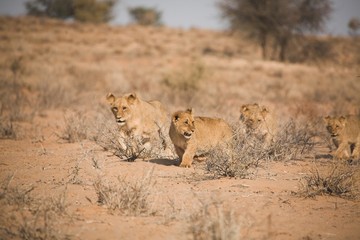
[94,169,155,216]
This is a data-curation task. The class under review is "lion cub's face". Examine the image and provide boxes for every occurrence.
[172,109,195,140]
[240,103,268,130]
[106,93,138,126]
[324,116,347,137]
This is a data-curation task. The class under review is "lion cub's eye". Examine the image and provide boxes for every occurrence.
[185,120,189,124]
[192,121,195,125]
[112,107,118,112]
[122,106,127,111]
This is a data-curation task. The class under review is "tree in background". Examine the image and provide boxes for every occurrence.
[25,0,74,19]
[25,0,116,23]
[348,17,360,37]
[73,0,115,23]
[128,7,162,26]
[218,0,332,61]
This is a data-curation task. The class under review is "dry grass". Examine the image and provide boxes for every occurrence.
[297,163,360,199]
[206,120,316,178]
[188,201,240,240]
[93,169,156,216]
[91,113,169,161]
[0,175,71,240]
[0,118,17,139]
[57,111,88,143]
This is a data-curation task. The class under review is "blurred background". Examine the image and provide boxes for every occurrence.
[1,0,360,35]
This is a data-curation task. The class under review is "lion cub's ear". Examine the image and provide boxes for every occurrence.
[241,105,249,113]
[106,93,116,104]
[186,108,194,115]
[323,116,331,123]
[339,116,347,124]
[127,93,137,104]
[173,113,180,122]
[261,107,269,117]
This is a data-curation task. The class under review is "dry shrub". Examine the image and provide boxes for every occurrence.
[34,80,72,110]
[0,118,17,139]
[0,175,71,240]
[288,37,334,63]
[161,59,207,105]
[206,120,316,178]
[188,201,240,240]
[91,113,168,161]
[0,174,34,207]
[268,120,316,161]
[93,169,155,216]
[206,132,264,179]
[297,163,360,199]
[57,111,88,143]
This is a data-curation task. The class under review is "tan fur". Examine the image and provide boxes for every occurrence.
[324,115,360,160]
[240,103,277,144]
[106,93,170,151]
[169,109,233,168]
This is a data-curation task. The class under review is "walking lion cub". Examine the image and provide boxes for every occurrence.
[106,92,170,152]
[169,108,233,168]
[240,103,277,145]
[324,115,360,160]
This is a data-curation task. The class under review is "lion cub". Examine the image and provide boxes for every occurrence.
[106,93,170,152]
[324,115,360,160]
[169,108,233,168]
[240,103,277,144]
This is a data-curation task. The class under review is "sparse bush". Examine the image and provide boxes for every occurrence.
[297,163,360,199]
[206,120,316,178]
[73,0,116,23]
[0,176,71,239]
[91,113,167,161]
[128,6,162,26]
[34,80,71,110]
[268,120,316,161]
[288,37,334,63]
[25,0,116,23]
[0,174,34,207]
[57,111,88,143]
[162,60,206,92]
[94,169,155,215]
[206,131,264,179]
[188,201,240,240]
[348,17,360,36]
[0,119,17,139]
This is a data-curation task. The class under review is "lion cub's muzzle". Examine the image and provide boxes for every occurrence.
[183,131,194,139]
[116,118,126,126]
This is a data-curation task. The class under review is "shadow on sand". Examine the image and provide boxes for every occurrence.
[148,158,178,166]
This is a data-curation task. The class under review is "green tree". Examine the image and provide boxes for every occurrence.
[348,17,360,37]
[25,0,74,18]
[25,0,117,23]
[73,0,115,23]
[218,0,332,61]
[128,6,162,26]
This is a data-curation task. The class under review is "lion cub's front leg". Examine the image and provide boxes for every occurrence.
[334,142,350,160]
[179,145,196,168]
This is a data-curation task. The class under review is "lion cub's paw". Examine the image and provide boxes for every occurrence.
[179,162,192,168]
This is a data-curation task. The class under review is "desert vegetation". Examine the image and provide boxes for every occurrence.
[0,15,359,239]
